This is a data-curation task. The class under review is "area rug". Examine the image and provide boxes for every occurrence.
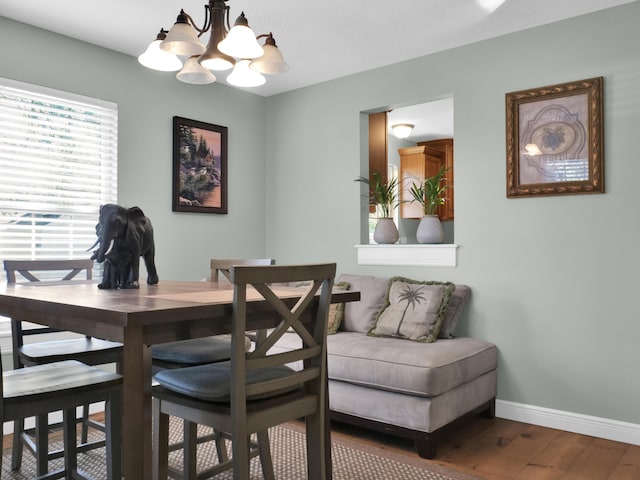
[2,420,482,480]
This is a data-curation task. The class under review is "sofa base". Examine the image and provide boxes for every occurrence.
[330,397,496,459]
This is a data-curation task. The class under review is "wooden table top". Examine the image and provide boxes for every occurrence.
[0,280,360,328]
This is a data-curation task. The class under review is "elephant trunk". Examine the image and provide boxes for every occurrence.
[86,238,100,253]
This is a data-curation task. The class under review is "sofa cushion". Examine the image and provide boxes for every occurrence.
[327,281,350,335]
[439,284,471,338]
[338,274,388,333]
[369,278,455,343]
[271,331,497,397]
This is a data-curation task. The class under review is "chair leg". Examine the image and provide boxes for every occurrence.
[35,413,49,477]
[152,397,170,480]
[63,407,78,478]
[257,430,275,480]
[80,404,90,444]
[183,420,198,480]
[11,419,24,470]
[215,430,229,464]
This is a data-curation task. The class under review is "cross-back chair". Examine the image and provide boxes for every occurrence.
[150,259,275,372]
[210,258,276,283]
[3,259,123,476]
[0,347,123,480]
[152,263,336,480]
[149,258,275,477]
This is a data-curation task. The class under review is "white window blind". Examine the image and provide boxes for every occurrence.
[0,77,117,281]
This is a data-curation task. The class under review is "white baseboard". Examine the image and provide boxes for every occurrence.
[496,399,640,446]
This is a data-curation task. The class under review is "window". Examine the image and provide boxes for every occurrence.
[0,78,117,266]
[0,78,117,333]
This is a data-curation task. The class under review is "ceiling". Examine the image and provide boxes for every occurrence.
[1,0,635,98]
[388,99,454,143]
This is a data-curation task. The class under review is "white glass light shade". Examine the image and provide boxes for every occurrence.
[161,22,205,56]
[217,15,263,59]
[138,39,183,72]
[391,124,414,139]
[200,55,234,71]
[176,57,217,84]
[226,59,265,87]
[250,44,289,74]
[198,42,235,71]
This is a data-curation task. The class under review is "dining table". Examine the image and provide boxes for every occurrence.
[0,279,360,480]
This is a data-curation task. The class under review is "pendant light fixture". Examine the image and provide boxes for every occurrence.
[138,0,288,88]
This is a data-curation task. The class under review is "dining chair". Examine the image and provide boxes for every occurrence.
[149,258,275,477]
[209,258,276,283]
[152,262,336,480]
[0,348,123,480]
[3,259,123,474]
[151,259,275,371]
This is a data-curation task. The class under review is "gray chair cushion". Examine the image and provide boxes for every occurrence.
[153,361,298,402]
[151,335,250,365]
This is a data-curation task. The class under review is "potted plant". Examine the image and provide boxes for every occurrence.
[355,170,401,244]
[408,165,450,243]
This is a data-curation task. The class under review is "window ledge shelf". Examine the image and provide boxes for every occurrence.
[355,244,458,267]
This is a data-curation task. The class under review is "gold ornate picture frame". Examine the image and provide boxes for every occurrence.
[506,77,604,198]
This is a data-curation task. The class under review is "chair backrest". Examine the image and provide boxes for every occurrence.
[210,258,275,283]
[229,263,335,410]
[3,259,95,367]
[4,259,93,284]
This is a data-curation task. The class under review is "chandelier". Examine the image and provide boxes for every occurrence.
[138,0,288,88]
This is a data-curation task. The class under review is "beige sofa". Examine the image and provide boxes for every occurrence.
[272,273,497,458]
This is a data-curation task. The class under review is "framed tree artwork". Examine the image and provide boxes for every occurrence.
[506,77,604,198]
[172,116,228,214]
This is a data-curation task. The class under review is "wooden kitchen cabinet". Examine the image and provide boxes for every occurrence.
[399,138,454,220]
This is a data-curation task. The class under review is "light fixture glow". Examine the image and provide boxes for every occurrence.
[218,12,264,59]
[250,34,289,74]
[160,11,206,56]
[524,143,543,156]
[391,124,414,139]
[139,1,286,89]
[138,30,183,72]
[227,59,266,87]
[177,56,217,84]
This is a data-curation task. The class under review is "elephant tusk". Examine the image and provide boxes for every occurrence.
[86,238,100,252]
[104,238,115,257]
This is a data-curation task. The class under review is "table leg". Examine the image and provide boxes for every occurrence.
[122,326,152,479]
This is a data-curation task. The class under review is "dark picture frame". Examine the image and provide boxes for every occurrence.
[172,116,228,214]
[506,77,604,198]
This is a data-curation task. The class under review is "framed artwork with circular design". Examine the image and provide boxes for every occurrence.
[506,77,604,198]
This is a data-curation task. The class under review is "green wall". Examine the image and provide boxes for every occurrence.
[2,1,640,427]
[0,16,269,282]
[264,2,640,425]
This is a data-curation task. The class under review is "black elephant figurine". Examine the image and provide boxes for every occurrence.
[89,204,159,289]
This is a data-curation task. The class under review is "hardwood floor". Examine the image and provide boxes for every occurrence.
[329,416,640,480]
[4,415,639,479]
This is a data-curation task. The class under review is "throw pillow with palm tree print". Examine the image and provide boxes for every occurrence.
[369,278,455,342]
